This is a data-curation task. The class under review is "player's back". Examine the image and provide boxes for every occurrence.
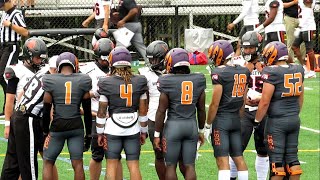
[157,73,206,121]
[42,73,92,131]
[98,74,148,114]
[261,64,304,117]
[211,65,250,113]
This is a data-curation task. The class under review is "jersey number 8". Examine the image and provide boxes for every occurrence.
[181,81,193,105]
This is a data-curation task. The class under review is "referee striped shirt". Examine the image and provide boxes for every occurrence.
[0,7,26,43]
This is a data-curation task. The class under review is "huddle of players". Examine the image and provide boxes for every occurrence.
[1,2,308,177]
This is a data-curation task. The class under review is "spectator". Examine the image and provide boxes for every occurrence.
[116,0,149,66]
[0,0,28,116]
[292,0,317,78]
[227,0,259,56]
[283,0,306,62]
[82,0,111,31]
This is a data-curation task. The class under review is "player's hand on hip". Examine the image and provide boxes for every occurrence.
[153,137,161,151]
[4,126,10,139]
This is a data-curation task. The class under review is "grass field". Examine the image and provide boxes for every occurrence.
[0,65,319,180]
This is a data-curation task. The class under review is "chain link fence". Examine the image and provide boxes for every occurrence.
[11,0,320,60]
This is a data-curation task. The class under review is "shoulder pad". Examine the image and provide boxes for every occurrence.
[4,67,17,80]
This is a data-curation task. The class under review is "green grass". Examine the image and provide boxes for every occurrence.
[0,65,319,180]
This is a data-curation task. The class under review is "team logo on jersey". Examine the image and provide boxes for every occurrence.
[261,74,269,80]
[211,74,219,80]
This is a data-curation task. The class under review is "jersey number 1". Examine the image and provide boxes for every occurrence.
[181,81,193,105]
[232,74,247,97]
[120,84,133,107]
[65,81,72,105]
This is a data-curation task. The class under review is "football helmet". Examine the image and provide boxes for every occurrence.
[94,28,108,40]
[93,38,115,60]
[241,31,262,62]
[208,40,234,66]
[22,37,48,70]
[108,46,132,67]
[261,41,288,66]
[146,40,169,71]
[164,48,190,73]
[56,52,79,73]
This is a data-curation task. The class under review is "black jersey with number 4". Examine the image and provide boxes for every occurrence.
[211,65,251,113]
[98,75,148,115]
[261,64,304,117]
[157,73,206,121]
[42,73,92,132]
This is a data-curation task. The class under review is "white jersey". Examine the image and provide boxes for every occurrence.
[233,0,259,26]
[138,67,161,121]
[245,69,263,111]
[264,0,286,33]
[94,0,111,20]
[298,0,316,31]
[80,62,108,112]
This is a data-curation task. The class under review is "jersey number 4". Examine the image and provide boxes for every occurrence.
[120,84,133,107]
[282,73,302,97]
[181,81,193,105]
[232,74,247,97]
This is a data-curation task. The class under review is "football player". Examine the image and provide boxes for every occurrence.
[154,48,206,180]
[229,31,269,180]
[292,0,317,78]
[255,41,304,180]
[96,46,148,180]
[205,40,250,180]
[1,37,50,180]
[138,40,168,180]
[255,0,286,45]
[3,37,48,140]
[42,52,92,180]
[227,0,259,56]
[80,38,124,180]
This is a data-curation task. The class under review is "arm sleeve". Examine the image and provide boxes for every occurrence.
[232,0,253,24]
[82,98,92,136]
[42,102,52,134]
[6,78,19,94]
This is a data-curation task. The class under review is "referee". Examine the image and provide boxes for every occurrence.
[0,0,28,115]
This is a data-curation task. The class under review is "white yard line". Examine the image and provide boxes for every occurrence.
[300,126,320,134]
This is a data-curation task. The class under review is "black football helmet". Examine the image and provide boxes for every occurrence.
[146,40,169,71]
[93,38,115,60]
[94,28,109,40]
[22,37,48,70]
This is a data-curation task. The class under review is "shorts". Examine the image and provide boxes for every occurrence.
[211,113,243,158]
[163,120,198,166]
[105,133,141,161]
[263,31,285,46]
[292,30,314,51]
[43,129,84,161]
[264,115,300,164]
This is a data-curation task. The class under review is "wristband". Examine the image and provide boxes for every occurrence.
[199,128,205,134]
[205,123,211,129]
[4,120,10,127]
[96,127,104,134]
[254,119,260,123]
[138,115,148,123]
[154,131,160,138]
[140,126,148,133]
[96,117,106,125]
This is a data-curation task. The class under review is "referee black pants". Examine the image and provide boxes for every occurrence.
[1,110,43,180]
[0,44,19,112]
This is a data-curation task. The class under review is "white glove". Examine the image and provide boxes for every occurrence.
[294,28,301,38]
[204,123,211,144]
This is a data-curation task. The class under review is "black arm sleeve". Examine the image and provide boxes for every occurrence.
[42,102,52,134]
[82,98,92,136]
[6,78,19,94]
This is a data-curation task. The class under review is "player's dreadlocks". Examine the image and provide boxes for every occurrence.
[111,67,133,85]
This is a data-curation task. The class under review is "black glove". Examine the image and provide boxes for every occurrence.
[83,135,92,152]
